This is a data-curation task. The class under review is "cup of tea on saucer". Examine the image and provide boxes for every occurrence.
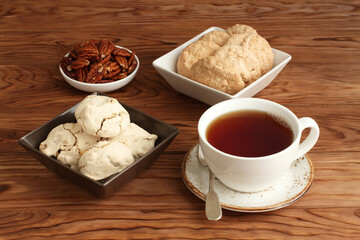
[198,98,320,192]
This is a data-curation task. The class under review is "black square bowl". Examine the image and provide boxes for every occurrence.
[19,93,179,197]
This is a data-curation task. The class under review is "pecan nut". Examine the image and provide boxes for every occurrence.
[98,40,115,59]
[69,49,78,59]
[114,56,128,72]
[75,41,99,60]
[128,51,136,65]
[75,67,88,82]
[71,58,90,70]
[127,59,137,74]
[116,72,128,80]
[60,56,75,78]
[104,68,121,79]
[112,48,132,57]
[103,61,120,74]
[86,69,103,83]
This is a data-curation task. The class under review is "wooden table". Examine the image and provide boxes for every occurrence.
[1,1,359,239]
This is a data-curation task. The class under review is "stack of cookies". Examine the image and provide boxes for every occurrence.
[39,95,157,180]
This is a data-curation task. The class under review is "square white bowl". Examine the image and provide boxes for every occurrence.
[153,27,292,105]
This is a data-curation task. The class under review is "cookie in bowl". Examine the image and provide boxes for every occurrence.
[153,25,291,105]
[177,24,273,95]
[39,95,158,181]
[19,93,179,197]
[74,94,130,138]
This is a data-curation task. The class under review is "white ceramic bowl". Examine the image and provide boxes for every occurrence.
[152,27,292,105]
[60,46,139,92]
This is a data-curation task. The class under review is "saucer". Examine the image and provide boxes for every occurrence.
[181,144,314,212]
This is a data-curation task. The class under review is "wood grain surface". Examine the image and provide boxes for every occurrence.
[1,0,359,239]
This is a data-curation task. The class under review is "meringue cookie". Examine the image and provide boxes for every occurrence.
[40,123,100,170]
[75,95,130,138]
[39,123,78,158]
[78,141,134,180]
[112,123,158,158]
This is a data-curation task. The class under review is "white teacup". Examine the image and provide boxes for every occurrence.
[198,98,319,192]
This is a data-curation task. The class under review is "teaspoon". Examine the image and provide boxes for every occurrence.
[198,145,222,221]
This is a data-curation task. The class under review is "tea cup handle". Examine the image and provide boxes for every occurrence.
[295,117,320,159]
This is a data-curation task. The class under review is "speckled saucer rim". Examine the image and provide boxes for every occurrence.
[181,144,314,213]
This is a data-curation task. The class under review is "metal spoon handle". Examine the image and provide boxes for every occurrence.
[198,145,222,220]
[205,170,222,221]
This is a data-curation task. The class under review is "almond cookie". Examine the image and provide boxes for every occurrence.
[217,44,271,83]
[75,95,130,138]
[199,30,230,46]
[225,24,257,35]
[177,31,230,79]
[190,52,248,95]
[177,40,220,79]
[223,33,273,79]
[176,24,274,95]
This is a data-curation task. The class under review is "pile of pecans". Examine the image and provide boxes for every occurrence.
[60,40,137,84]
